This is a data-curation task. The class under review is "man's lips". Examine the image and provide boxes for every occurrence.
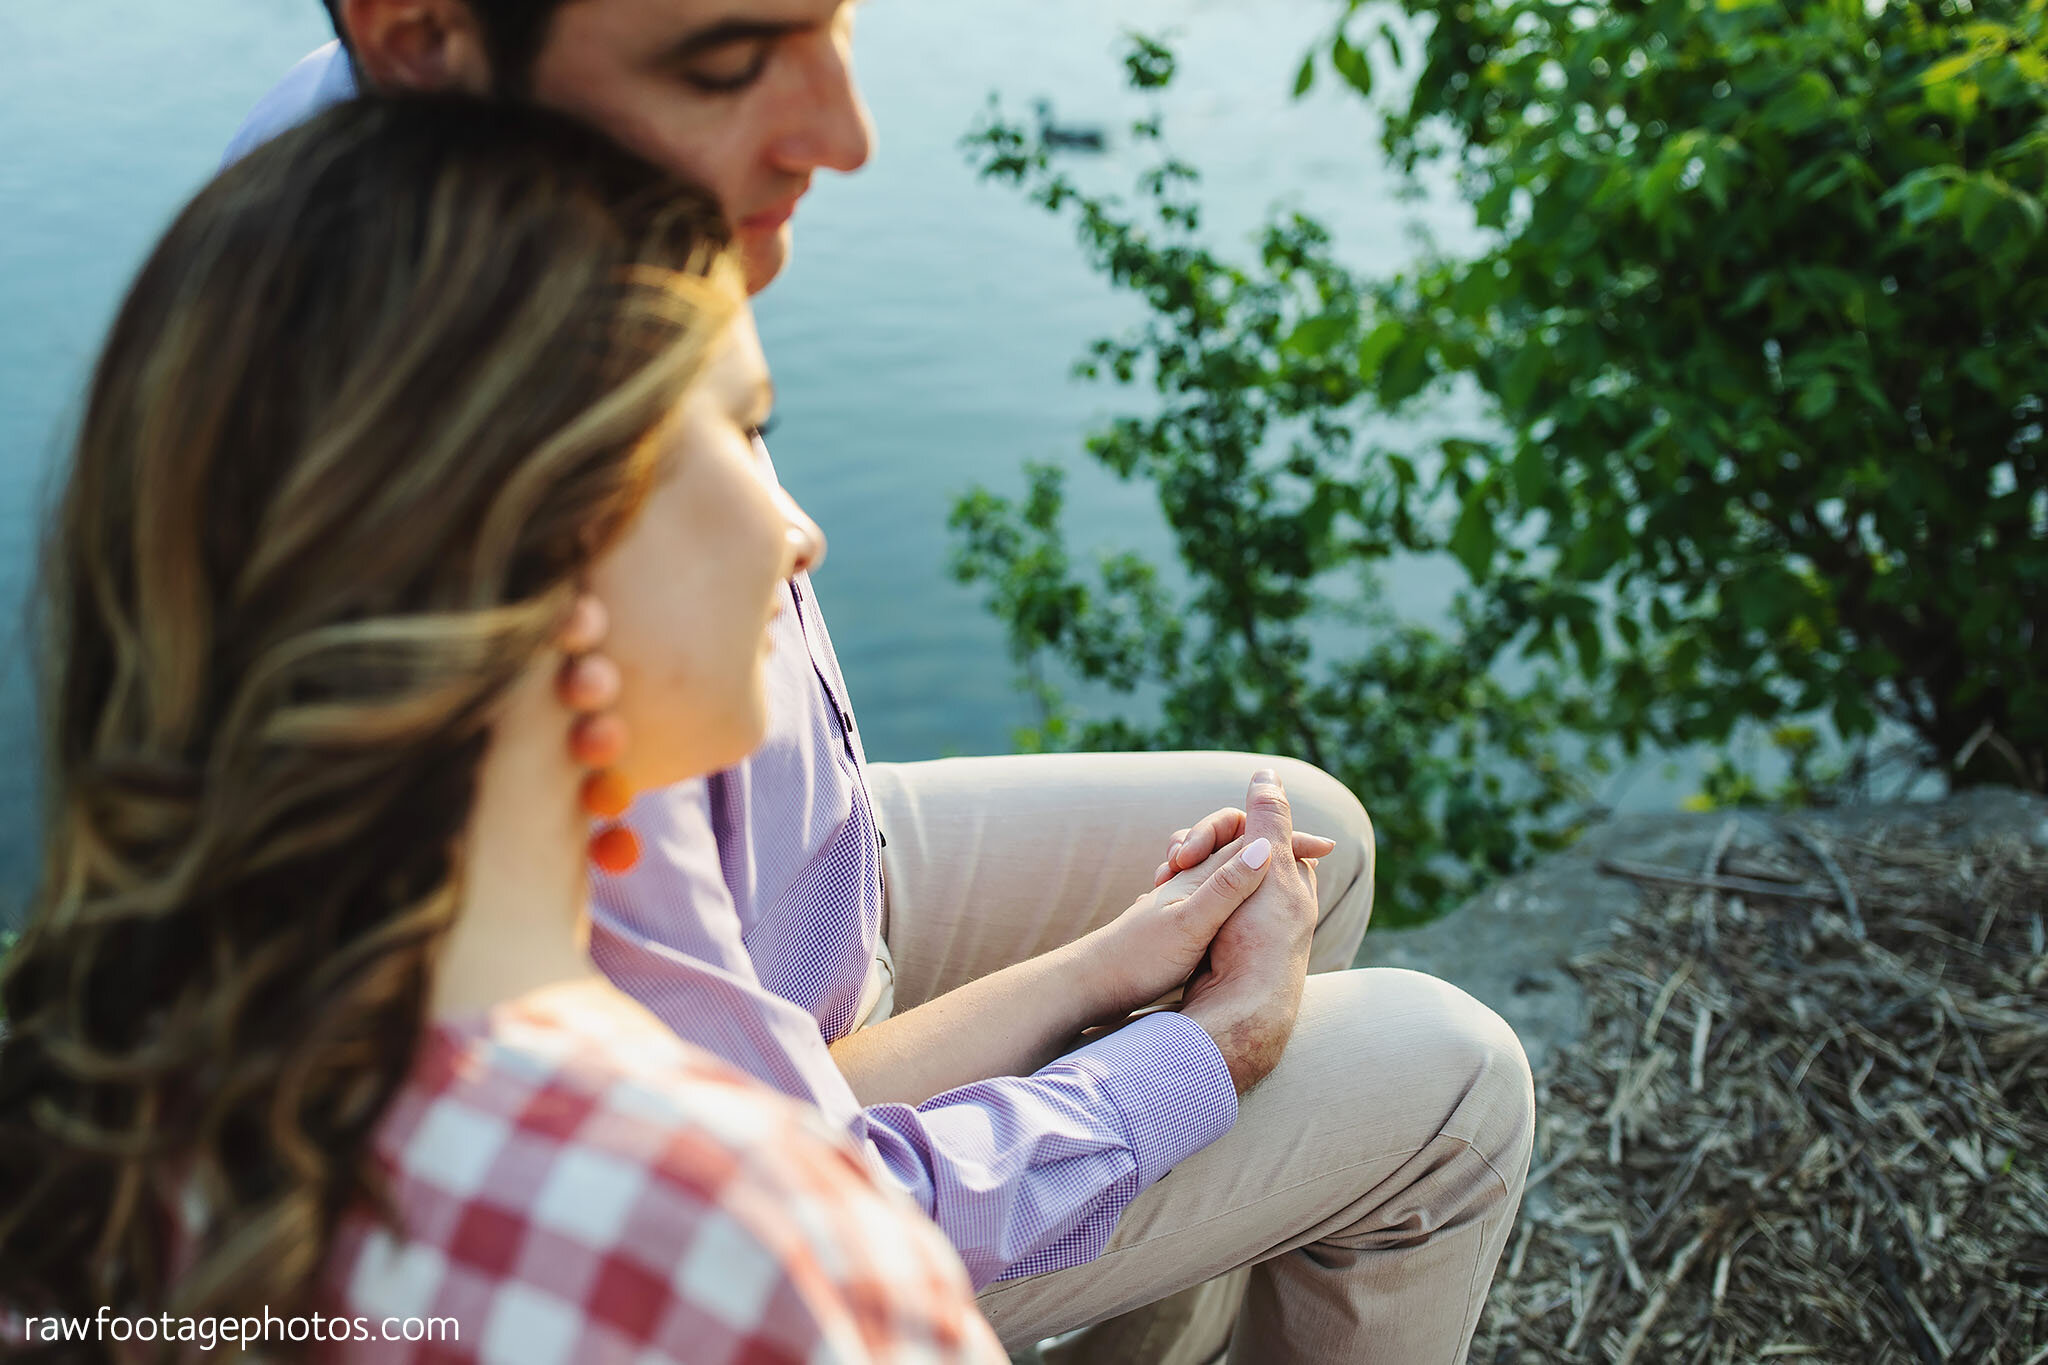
[738,196,801,232]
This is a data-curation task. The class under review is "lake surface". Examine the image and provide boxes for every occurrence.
[0,0,1698,911]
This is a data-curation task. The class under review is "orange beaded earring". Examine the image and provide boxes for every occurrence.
[557,592,639,875]
[582,770,639,875]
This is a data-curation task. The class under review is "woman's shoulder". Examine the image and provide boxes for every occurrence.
[426,976,794,1132]
[327,980,1001,1364]
[374,977,873,1241]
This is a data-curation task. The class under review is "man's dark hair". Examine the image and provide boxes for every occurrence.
[320,0,568,93]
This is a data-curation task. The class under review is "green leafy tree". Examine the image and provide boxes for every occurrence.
[1299,0,2048,788]
[955,40,1600,925]
[957,4,2046,923]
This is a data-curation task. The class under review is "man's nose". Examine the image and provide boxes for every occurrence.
[775,483,827,577]
[770,29,874,177]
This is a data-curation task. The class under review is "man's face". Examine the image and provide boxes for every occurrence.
[524,0,873,291]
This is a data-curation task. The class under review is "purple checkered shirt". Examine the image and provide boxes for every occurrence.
[228,47,1240,1289]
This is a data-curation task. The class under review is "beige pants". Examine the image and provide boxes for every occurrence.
[866,752,1534,1365]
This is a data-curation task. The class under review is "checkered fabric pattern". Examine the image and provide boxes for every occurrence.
[324,988,1005,1364]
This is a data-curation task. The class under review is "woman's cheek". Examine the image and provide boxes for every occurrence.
[685,644,769,777]
[685,573,765,766]
[739,654,774,752]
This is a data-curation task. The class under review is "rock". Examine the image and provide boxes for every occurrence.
[1357,786,2048,1075]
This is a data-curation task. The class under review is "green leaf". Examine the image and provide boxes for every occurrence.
[1882,167,1961,227]
[1356,319,1403,380]
[1760,71,1836,136]
[1293,51,1316,98]
[1509,442,1552,507]
[1922,58,1984,122]
[1568,614,1604,675]
[1920,50,1984,91]
[1331,33,1372,96]
[1728,271,1778,316]
[1957,350,2002,393]
[1637,152,1686,222]
[1121,32,1178,90]
[1378,22,1404,70]
[1499,343,1546,412]
[1449,495,1499,579]
[1280,314,1350,358]
[1795,373,1838,420]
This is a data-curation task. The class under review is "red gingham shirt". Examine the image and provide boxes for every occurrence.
[321,984,1006,1364]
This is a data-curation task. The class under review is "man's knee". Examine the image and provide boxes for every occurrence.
[1363,969,1534,1193]
[1433,977,1535,1194]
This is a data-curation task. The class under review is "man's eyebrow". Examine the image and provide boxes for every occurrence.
[661,17,812,63]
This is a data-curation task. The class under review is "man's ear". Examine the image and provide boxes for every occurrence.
[338,0,494,94]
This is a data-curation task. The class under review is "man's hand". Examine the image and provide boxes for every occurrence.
[1178,770,1318,1096]
[1153,807,1335,888]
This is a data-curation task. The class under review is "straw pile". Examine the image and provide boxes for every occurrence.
[1474,811,2048,1364]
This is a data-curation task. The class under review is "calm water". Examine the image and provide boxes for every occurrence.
[0,1,1704,909]
[0,0,1464,899]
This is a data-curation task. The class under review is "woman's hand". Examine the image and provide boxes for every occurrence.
[831,784,1333,1106]
[1152,807,1336,888]
[833,830,1281,1105]
[1078,833,1284,1019]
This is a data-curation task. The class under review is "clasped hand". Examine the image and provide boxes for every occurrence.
[1078,770,1326,1094]
[827,770,1332,1108]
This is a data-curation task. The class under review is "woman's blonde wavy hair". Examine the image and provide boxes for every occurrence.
[0,94,740,1350]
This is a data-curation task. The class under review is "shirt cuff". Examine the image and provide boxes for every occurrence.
[1046,1011,1239,1189]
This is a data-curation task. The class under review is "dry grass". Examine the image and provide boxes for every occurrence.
[1475,812,2048,1364]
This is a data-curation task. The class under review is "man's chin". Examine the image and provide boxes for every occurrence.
[738,223,791,295]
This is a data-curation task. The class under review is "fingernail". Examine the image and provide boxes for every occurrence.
[1241,837,1272,869]
[1252,768,1277,786]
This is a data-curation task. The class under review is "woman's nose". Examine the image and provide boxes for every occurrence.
[774,483,826,577]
